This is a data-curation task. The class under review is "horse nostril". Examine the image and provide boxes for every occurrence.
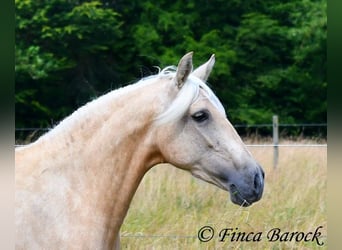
[254,171,263,192]
[254,173,259,190]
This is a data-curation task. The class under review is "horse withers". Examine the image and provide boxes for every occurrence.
[15,52,264,249]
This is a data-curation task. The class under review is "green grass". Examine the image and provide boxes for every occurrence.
[121,140,327,249]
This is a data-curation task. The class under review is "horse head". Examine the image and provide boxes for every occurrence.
[155,52,264,206]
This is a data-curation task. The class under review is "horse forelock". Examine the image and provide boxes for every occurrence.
[154,67,226,126]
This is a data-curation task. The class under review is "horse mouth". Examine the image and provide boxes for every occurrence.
[229,184,252,207]
[191,169,262,207]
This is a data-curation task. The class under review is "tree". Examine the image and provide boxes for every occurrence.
[229,0,326,127]
[15,0,327,138]
[16,0,123,127]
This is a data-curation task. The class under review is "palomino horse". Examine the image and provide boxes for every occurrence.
[15,52,264,249]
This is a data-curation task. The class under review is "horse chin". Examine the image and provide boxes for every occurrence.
[228,184,253,207]
[191,170,255,207]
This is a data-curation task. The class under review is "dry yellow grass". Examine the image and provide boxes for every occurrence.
[120,140,327,249]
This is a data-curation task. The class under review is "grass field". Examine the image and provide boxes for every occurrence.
[120,139,327,249]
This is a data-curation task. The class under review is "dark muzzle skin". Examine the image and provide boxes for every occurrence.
[229,165,265,207]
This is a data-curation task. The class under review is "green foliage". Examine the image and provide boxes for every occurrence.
[15,0,327,137]
[16,0,123,127]
[228,0,326,126]
[15,46,69,80]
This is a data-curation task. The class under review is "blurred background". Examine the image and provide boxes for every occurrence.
[15,0,326,142]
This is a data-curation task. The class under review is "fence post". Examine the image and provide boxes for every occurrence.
[273,115,279,168]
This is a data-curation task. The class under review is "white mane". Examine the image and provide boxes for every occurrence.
[154,66,226,125]
[39,65,226,142]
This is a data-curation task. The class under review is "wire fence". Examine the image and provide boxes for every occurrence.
[121,234,197,239]
[15,119,327,167]
[245,144,327,147]
[15,122,327,143]
[14,123,327,131]
[14,123,327,135]
[233,123,327,128]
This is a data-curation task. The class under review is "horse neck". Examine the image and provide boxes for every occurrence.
[26,79,167,246]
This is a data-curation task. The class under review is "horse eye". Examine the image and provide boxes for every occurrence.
[191,110,209,123]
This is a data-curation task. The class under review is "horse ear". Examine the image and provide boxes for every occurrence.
[192,54,215,82]
[175,52,193,89]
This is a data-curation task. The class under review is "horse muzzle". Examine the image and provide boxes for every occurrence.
[228,165,265,207]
